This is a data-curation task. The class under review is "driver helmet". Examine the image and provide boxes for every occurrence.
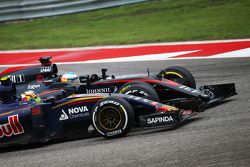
[21,90,41,103]
[0,75,17,104]
[60,72,79,83]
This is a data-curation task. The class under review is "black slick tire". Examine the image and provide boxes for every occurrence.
[91,97,135,139]
[159,66,196,88]
[118,81,159,101]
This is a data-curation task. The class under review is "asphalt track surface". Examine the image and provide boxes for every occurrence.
[0,58,250,167]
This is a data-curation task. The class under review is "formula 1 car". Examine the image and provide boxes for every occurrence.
[0,57,237,113]
[0,76,203,147]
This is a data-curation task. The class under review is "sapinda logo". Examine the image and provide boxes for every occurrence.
[147,116,174,124]
[0,114,24,138]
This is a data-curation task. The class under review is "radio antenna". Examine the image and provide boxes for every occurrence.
[147,68,150,76]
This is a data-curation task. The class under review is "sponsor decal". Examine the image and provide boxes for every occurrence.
[86,88,109,94]
[0,115,24,138]
[113,86,118,93]
[59,110,69,121]
[40,66,51,73]
[125,90,149,96]
[68,106,88,114]
[106,129,122,137]
[147,116,174,124]
[127,95,153,103]
[28,84,41,90]
[9,74,25,83]
[86,86,118,94]
[100,100,120,107]
[59,106,89,121]
[179,85,200,94]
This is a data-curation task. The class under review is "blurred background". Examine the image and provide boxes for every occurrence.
[0,0,249,50]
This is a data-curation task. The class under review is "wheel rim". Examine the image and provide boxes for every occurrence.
[99,106,122,131]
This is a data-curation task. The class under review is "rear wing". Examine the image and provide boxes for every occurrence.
[39,56,52,66]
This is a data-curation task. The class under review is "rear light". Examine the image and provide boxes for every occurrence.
[32,107,41,115]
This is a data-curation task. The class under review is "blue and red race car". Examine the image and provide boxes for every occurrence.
[0,76,200,147]
[0,57,237,147]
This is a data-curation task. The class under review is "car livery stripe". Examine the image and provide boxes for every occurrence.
[0,107,31,117]
[0,66,30,76]
[95,79,180,86]
[38,89,64,96]
[52,96,104,109]
[68,99,101,106]
[95,79,132,84]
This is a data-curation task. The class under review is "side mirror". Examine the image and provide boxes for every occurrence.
[79,75,90,85]
[52,64,58,75]
[101,69,108,80]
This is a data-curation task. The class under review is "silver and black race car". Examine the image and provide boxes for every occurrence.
[0,56,237,113]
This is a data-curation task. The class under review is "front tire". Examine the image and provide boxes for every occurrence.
[91,97,135,139]
[118,81,160,101]
[159,66,196,88]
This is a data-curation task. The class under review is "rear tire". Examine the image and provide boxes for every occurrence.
[91,97,134,139]
[159,66,196,88]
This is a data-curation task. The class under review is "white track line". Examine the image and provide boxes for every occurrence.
[1,48,249,68]
[0,39,249,53]
[0,40,249,67]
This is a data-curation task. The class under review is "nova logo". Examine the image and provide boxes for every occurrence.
[59,106,89,121]
[0,115,24,138]
[68,106,88,114]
